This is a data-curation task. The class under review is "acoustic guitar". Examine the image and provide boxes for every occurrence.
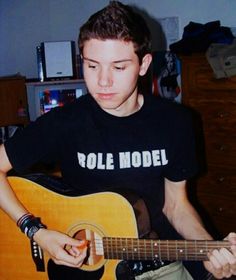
[0,176,231,279]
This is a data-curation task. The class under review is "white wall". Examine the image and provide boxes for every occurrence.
[1,0,236,78]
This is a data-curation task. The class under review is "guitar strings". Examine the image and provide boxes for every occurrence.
[82,238,231,260]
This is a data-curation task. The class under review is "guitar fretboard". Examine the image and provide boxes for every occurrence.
[102,237,230,261]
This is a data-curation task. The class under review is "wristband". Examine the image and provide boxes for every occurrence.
[17,214,46,239]
[17,213,33,227]
[25,217,46,239]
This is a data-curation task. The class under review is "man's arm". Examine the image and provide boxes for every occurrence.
[163,178,236,278]
[0,144,87,267]
[0,144,28,221]
[163,178,211,240]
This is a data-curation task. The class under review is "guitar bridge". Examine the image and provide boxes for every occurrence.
[30,239,45,272]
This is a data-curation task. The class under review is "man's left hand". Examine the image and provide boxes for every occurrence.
[204,232,236,279]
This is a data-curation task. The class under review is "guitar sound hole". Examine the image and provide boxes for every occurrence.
[48,227,106,280]
[69,226,105,271]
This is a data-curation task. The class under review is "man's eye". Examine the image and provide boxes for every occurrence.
[114,66,125,71]
[88,64,97,69]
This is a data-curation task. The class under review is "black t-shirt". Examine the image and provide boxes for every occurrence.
[5,94,198,239]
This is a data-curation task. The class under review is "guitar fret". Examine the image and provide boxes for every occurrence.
[144,239,146,260]
[121,238,125,258]
[166,240,169,260]
[177,241,183,260]
[125,238,129,259]
[131,238,134,259]
[137,239,140,259]
[111,237,114,259]
[133,239,137,259]
[116,237,119,259]
[200,241,205,258]
[120,238,124,259]
[119,238,122,259]
[175,241,178,261]
[151,240,154,259]
[118,237,121,259]
[185,240,188,260]
[109,236,113,258]
[113,238,117,258]
[103,237,107,258]
[158,240,161,260]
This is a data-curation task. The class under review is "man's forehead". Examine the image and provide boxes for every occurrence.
[83,57,133,64]
[82,39,137,62]
[83,38,135,52]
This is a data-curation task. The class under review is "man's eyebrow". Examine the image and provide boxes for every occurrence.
[113,59,133,63]
[83,57,132,63]
[83,57,99,63]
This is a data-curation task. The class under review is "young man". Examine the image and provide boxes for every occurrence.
[0,1,236,279]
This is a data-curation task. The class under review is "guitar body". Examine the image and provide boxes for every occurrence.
[0,176,231,280]
[0,176,138,280]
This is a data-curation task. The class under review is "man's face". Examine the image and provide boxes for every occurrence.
[82,39,151,116]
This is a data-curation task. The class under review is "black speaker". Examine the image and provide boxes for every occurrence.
[40,41,76,80]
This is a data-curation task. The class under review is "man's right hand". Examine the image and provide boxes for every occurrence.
[33,228,87,268]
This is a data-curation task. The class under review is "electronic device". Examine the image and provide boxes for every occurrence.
[26,80,87,121]
[38,41,76,81]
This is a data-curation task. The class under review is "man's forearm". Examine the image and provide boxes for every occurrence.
[0,171,27,222]
[165,200,213,240]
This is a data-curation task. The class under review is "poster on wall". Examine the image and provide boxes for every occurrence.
[157,16,179,50]
[152,51,182,103]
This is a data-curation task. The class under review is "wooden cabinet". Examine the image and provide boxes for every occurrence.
[181,54,236,237]
[0,77,29,127]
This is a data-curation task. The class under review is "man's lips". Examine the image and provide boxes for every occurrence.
[97,93,116,99]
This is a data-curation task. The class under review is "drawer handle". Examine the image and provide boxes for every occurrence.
[217,177,225,182]
[217,112,229,118]
[219,144,227,151]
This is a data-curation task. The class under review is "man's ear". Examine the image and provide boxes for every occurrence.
[139,53,152,76]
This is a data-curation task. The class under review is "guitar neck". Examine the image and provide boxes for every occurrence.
[103,238,231,261]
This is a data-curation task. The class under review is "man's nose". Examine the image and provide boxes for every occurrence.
[98,69,112,87]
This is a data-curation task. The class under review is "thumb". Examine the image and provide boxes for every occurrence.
[66,235,87,247]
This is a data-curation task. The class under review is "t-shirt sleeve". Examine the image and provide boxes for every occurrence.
[4,108,62,173]
[163,106,198,182]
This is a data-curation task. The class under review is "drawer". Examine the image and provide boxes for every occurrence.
[190,168,236,236]
[196,193,236,236]
[204,135,236,166]
[187,66,236,91]
[181,59,236,100]
[197,192,236,219]
[190,100,236,135]
[194,168,236,196]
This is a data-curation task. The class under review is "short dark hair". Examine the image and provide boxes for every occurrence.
[78,1,152,63]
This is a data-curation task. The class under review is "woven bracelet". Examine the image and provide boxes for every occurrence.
[24,217,47,239]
